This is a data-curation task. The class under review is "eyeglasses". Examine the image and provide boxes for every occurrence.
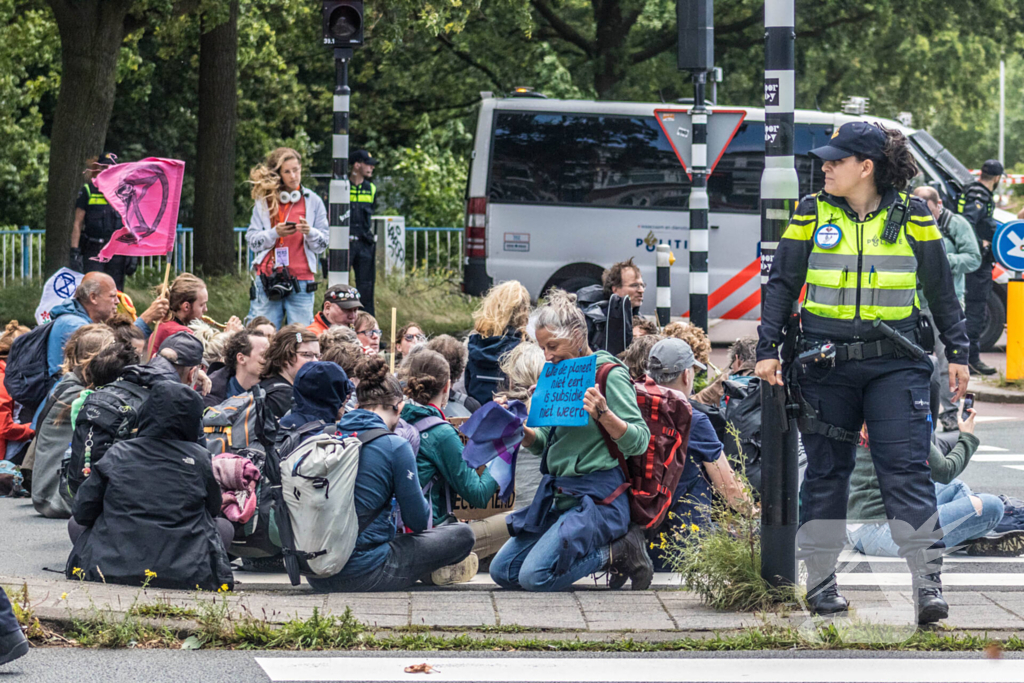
[297,351,321,360]
[359,328,383,338]
[404,334,426,342]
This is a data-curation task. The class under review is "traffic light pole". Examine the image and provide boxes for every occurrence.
[688,71,709,333]
[759,0,800,588]
[327,47,353,287]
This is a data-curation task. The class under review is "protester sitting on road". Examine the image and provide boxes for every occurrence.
[67,382,234,591]
[246,315,276,339]
[307,284,363,336]
[305,357,475,593]
[847,409,1021,557]
[322,342,363,378]
[427,335,481,417]
[318,323,359,357]
[490,289,653,592]
[69,342,140,429]
[492,341,545,511]
[107,314,146,359]
[0,321,32,460]
[619,333,665,381]
[633,317,659,339]
[576,258,646,356]
[354,311,383,357]
[693,336,758,407]
[26,324,115,517]
[395,322,426,363]
[189,320,231,375]
[279,361,353,431]
[258,325,320,421]
[146,273,208,358]
[466,281,531,406]
[204,330,269,408]
[645,338,751,569]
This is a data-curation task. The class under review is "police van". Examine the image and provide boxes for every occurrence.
[461,92,1009,350]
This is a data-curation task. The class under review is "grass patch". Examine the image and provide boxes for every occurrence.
[129,602,198,619]
[992,370,1024,390]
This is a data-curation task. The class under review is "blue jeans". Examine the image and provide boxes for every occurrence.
[848,479,1004,557]
[247,277,315,329]
[489,511,610,591]
[0,586,19,635]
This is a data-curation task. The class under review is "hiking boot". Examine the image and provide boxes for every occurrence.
[608,525,654,590]
[938,411,960,433]
[909,550,948,625]
[965,530,1024,557]
[0,628,28,667]
[805,572,849,615]
[969,360,997,376]
[430,552,479,586]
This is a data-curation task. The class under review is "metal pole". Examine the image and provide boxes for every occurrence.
[656,244,671,326]
[328,48,353,287]
[999,60,1005,169]
[689,71,709,332]
[759,0,800,588]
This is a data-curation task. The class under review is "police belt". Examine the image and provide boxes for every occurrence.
[832,338,899,362]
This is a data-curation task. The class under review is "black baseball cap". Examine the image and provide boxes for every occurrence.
[350,150,378,166]
[809,121,887,161]
[324,284,363,310]
[156,331,204,367]
[981,159,1004,176]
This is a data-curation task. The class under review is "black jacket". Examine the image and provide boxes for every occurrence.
[957,181,998,264]
[66,383,233,591]
[258,374,293,422]
[204,366,232,408]
[350,179,377,245]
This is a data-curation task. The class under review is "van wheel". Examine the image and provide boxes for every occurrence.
[980,289,1006,352]
[557,276,601,295]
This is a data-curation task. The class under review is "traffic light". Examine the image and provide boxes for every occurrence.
[322,0,363,48]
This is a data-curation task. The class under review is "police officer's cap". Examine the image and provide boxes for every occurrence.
[981,159,1004,176]
[809,122,886,161]
[350,150,378,166]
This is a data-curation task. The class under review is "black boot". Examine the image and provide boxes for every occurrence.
[0,628,29,666]
[804,555,848,615]
[608,525,654,590]
[909,550,948,625]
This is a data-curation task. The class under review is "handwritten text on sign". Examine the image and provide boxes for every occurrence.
[527,355,596,427]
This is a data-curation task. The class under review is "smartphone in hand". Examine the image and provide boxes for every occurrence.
[961,393,975,421]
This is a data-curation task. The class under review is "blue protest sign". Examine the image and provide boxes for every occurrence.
[993,220,1024,272]
[527,355,597,427]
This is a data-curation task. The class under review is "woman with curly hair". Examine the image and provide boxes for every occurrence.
[465,280,531,406]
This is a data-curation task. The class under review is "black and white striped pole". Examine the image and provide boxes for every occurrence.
[656,244,671,326]
[759,0,800,588]
[327,48,352,287]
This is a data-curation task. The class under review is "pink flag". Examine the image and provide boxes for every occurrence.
[92,157,185,263]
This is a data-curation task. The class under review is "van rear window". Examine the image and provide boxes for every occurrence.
[488,112,691,208]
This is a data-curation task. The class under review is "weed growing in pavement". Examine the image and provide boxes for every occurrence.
[231,607,367,650]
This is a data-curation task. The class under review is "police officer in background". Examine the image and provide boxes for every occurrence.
[756,122,970,625]
[957,159,1003,376]
[69,153,134,289]
[349,150,379,316]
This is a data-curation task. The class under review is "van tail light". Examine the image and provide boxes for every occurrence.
[465,197,487,258]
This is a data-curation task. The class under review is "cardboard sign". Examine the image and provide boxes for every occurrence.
[453,484,516,521]
[527,355,596,427]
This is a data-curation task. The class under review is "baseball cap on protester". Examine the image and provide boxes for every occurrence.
[324,284,363,310]
[808,121,887,161]
[157,331,204,367]
[648,338,707,377]
[981,159,1005,177]
[349,150,378,166]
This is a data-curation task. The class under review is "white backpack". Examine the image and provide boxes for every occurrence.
[279,428,390,579]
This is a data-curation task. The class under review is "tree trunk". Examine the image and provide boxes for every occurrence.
[193,0,239,276]
[43,0,134,276]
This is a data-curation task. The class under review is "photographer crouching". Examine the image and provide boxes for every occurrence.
[246,147,328,328]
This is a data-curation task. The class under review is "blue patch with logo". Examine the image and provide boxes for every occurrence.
[814,223,843,250]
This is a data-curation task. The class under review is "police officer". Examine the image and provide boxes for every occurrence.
[349,149,379,316]
[957,159,1002,376]
[70,153,133,289]
[756,122,970,625]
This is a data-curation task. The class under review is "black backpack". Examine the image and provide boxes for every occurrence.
[720,378,763,495]
[576,285,633,356]
[60,379,151,505]
[3,321,56,417]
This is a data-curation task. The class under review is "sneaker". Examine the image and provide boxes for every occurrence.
[965,530,1024,557]
[969,360,997,376]
[430,552,479,586]
[0,629,28,667]
[993,506,1024,536]
[938,411,960,433]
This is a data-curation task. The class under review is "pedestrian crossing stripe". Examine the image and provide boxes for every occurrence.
[837,572,1024,587]
[970,453,1024,461]
[977,445,1010,452]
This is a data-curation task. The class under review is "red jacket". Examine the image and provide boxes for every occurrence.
[0,359,34,457]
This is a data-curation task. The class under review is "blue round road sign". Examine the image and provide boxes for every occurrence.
[993,220,1024,272]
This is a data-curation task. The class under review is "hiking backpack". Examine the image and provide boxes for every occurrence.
[719,378,764,495]
[203,386,278,457]
[3,321,56,416]
[576,286,634,357]
[596,365,692,529]
[60,379,151,505]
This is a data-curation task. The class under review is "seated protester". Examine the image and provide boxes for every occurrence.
[318,323,359,357]
[0,321,32,461]
[693,337,757,408]
[490,290,653,592]
[466,281,531,406]
[257,325,320,421]
[307,284,362,336]
[644,338,751,571]
[354,311,383,357]
[632,316,659,339]
[493,341,545,511]
[618,333,665,382]
[189,320,230,375]
[107,314,146,359]
[26,325,115,518]
[847,409,1019,556]
[394,321,426,364]
[577,258,645,356]
[204,330,269,408]
[306,357,475,593]
[67,382,234,591]
[427,335,480,417]
[246,315,276,339]
[145,273,207,359]
[279,361,353,431]
[68,342,140,431]
[322,343,363,412]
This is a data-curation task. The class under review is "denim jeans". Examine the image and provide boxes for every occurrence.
[0,586,18,636]
[489,512,610,591]
[246,277,315,329]
[848,479,1004,557]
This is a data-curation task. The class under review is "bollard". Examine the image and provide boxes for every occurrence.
[656,244,672,326]
[1009,274,1023,380]
[327,48,353,287]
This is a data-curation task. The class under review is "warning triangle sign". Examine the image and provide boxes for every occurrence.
[653,108,747,178]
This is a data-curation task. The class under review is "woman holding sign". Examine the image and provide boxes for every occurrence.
[489,290,653,592]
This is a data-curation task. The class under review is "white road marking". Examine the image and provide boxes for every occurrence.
[256,656,1024,682]
[971,453,1024,462]
[838,551,1024,564]
[1003,465,1024,472]
[838,572,1024,587]
[977,445,1010,452]
[976,416,1018,423]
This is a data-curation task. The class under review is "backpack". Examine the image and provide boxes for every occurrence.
[3,321,56,416]
[393,415,449,526]
[203,386,278,456]
[596,365,692,529]
[278,429,390,585]
[720,378,764,495]
[60,379,151,505]
[577,286,633,356]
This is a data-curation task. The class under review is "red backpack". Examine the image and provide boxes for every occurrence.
[596,364,692,529]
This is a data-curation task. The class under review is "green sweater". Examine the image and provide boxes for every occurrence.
[401,402,498,522]
[527,351,650,509]
[847,432,980,522]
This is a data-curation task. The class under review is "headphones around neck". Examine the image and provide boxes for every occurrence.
[279,188,302,204]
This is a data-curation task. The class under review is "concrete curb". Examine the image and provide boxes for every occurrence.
[973,383,1024,404]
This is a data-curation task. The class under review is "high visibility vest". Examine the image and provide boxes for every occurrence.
[784,193,939,322]
[84,183,108,206]
[350,182,376,204]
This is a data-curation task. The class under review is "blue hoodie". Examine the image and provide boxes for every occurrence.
[46,298,92,378]
[280,361,353,430]
[306,409,430,585]
[465,329,521,406]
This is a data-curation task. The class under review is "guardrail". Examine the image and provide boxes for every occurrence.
[407,227,463,275]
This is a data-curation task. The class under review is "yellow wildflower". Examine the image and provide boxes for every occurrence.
[60,592,68,601]
[72,567,83,577]
[690,524,700,533]
[218,584,229,593]
[144,569,157,580]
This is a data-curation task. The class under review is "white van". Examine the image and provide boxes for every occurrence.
[461,93,1009,350]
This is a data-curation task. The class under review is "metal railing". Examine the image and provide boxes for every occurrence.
[407,227,463,275]
[1,227,45,285]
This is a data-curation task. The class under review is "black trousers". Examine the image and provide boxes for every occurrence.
[83,249,129,291]
[797,350,942,561]
[964,261,993,363]
[350,239,376,316]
